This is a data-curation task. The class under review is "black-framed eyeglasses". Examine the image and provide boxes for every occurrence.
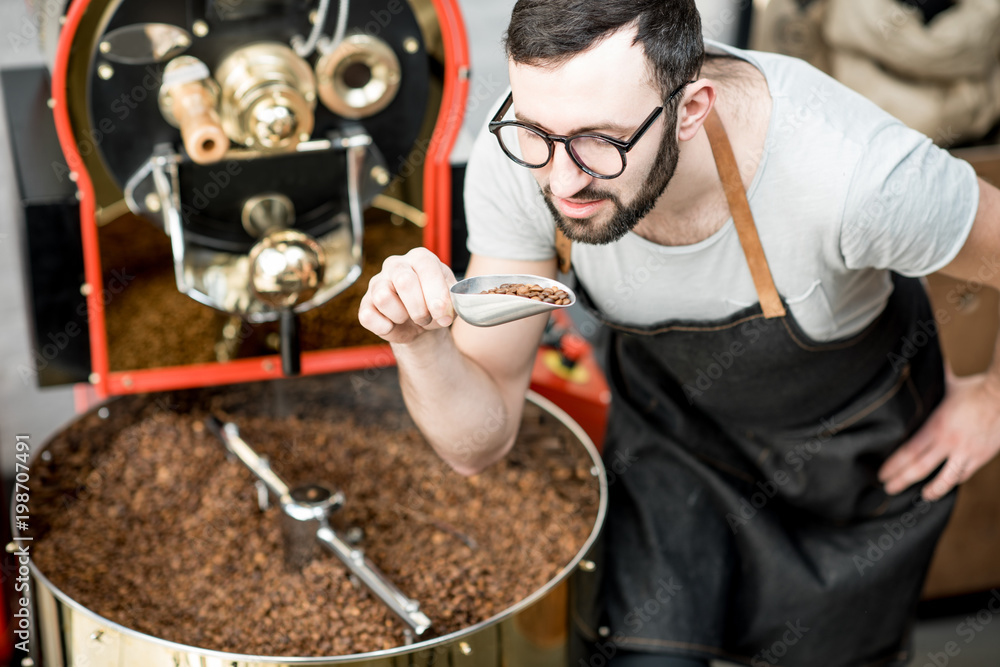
[488,80,694,179]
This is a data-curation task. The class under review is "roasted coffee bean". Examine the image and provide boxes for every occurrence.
[480,283,571,305]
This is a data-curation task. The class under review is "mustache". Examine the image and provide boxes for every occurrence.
[541,184,622,205]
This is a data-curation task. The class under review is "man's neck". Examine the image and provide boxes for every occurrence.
[632,55,772,247]
[632,126,727,245]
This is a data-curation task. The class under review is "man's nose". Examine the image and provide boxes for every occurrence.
[547,142,593,199]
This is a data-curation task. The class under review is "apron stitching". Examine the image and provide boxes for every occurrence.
[863,649,910,667]
[612,634,908,667]
[574,613,785,667]
[609,634,765,665]
[904,370,926,427]
[571,606,600,642]
[576,610,908,667]
[830,364,911,435]
[692,451,756,484]
[780,314,879,352]
[606,313,765,336]
[869,495,892,517]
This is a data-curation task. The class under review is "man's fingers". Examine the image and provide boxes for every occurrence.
[922,457,969,502]
[358,300,396,337]
[369,274,414,325]
[360,250,454,340]
[388,262,435,327]
[878,419,938,483]
[882,441,948,496]
[406,249,457,326]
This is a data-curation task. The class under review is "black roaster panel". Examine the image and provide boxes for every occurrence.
[87,0,430,245]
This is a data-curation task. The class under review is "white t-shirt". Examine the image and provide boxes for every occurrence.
[463,41,980,341]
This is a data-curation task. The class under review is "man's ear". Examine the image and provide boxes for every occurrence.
[677,80,716,142]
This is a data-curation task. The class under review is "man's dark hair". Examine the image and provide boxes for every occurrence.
[503,0,704,105]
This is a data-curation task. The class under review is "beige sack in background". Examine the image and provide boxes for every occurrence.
[754,0,1000,145]
[823,0,1000,81]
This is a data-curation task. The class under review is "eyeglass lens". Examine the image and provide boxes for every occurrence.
[495,125,625,177]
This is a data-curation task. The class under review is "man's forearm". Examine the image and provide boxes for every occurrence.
[988,300,1000,393]
[391,330,519,475]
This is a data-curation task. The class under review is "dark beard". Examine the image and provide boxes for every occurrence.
[542,122,680,246]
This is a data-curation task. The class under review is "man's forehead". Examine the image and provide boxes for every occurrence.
[507,28,658,130]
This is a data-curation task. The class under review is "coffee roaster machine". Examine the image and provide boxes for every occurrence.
[9,0,469,393]
[3,0,612,665]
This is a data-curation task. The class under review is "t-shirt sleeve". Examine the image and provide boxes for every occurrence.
[840,121,979,276]
[463,101,556,262]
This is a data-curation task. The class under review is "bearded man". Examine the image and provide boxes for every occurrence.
[359,2,1000,664]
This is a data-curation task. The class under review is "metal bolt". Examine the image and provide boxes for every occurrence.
[99,41,110,54]
[98,407,110,419]
[90,629,104,642]
[122,376,134,388]
[21,658,34,667]
[46,98,56,109]
[459,641,472,655]
[80,283,92,296]
[97,63,114,80]
[590,465,600,477]
[41,450,52,461]
[579,559,596,572]
[299,132,311,142]
[262,360,275,372]
[68,171,78,182]
[192,20,209,37]
[345,526,365,544]
[89,372,101,385]
[5,543,17,554]
[598,626,610,637]
[403,37,419,54]
[309,9,318,24]
[144,192,162,213]
[371,166,390,186]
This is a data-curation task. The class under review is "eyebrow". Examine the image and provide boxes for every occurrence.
[512,112,636,137]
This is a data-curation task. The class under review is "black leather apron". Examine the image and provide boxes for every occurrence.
[572,110,956,666]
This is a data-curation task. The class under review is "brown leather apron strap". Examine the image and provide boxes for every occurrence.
[704,108,786,319]
[555,227,573,274]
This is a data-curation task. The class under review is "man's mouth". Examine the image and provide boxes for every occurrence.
[553,196,608,219]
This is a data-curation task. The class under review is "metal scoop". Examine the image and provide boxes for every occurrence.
[205,416,432,637]
[450,274,576,327]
